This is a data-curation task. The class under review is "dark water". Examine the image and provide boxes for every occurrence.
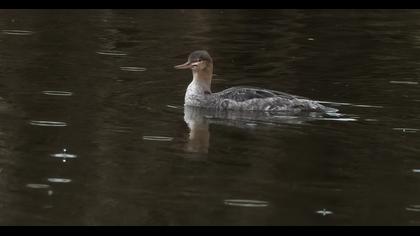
[0,9,420,225]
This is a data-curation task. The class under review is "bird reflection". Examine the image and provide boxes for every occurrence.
[183,106,347,154]
[184,106,211,154]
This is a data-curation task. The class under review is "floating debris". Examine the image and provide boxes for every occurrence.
[29,120,67,127]
[307,38,315,41]
[224,199,269,208]
[412,169,420,173]
[42,91,73,96]
[389,81,418,85]
[120,66,147,72]
[142,136,174,142]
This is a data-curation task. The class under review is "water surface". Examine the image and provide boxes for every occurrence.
[0,9,419,225]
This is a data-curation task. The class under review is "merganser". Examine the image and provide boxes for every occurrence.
[175,50,338,113]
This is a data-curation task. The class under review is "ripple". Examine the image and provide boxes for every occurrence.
[2,30,34,35]
[42,91,73,96]
[26,183,50,189]
[29,120,67,127]
[315,209,333,216]
[223,199,269,207]
[47,178,72,183]
[50,153,77,159]
[108,126,133,133]
[50,149,77,162]
[120,66,147,72]
[317,100,383,108]
[166,105,182,109]
[213,78,229,82]
[315,117,358,122]
[393,128,419,133]
[389,81,418,85]
[246,123,257,126]
[406,205,420,212]
[352,104,383,108]
[142,136,174,142]
[96,50,127,56]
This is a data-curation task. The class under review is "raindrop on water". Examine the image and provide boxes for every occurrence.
[315,209,333,216]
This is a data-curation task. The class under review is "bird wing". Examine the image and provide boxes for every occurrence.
[215,86,306,102]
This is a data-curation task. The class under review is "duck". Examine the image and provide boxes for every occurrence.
[174,50,338,113]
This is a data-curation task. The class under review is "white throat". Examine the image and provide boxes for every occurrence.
[185,67,213,106]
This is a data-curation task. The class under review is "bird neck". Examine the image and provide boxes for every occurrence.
[189,66,213,95]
